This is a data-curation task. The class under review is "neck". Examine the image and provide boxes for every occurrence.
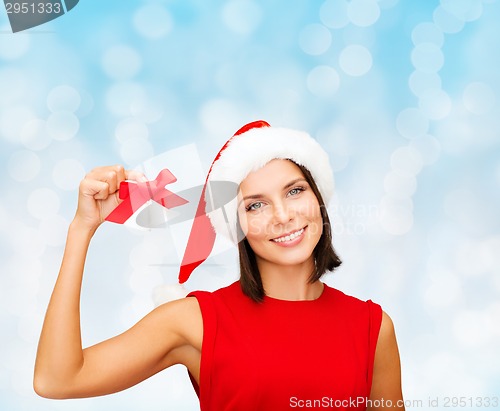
[257,257,323,301]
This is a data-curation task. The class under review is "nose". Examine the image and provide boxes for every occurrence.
[272,201,293,225]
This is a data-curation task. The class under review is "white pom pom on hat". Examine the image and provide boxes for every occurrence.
[177,120,334,284]
[152,283,189,306]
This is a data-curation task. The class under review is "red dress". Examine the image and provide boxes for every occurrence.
[187,281,382,411]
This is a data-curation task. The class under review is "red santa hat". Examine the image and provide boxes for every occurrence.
[177,120,334,284]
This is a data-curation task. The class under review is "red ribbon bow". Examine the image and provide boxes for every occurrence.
[105,169,188,224]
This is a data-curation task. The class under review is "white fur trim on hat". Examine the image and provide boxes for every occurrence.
[205,125,334,242]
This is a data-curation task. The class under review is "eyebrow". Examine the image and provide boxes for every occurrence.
[239,177,308,205]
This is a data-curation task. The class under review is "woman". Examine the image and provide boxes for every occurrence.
[34,121,404,410]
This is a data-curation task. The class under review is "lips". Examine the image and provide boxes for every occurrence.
[271,227,306,243]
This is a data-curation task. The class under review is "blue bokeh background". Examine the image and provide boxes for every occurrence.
[1,1,499,410]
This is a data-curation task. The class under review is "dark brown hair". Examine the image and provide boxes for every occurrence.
[237,161,342,303]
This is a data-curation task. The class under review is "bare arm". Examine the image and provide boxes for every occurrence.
[367,311,405,411]
[33,166,200,398]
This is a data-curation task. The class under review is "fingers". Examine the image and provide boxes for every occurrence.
[126,169,148,183]
[93,181,113,201]
[80,165,148,200]
[79,178,112,201]
[85,165,125,195]
[80,165,124,201]
[76,165,145,229]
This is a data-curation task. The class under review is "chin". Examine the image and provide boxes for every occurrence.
[257,244,316,268]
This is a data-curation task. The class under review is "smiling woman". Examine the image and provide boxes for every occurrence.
[34,121,404,411]
[237,159,341,303]
[183,121,404,410]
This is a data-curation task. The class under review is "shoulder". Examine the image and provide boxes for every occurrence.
[372,310,401,369]
[377,310,397,348]
[180,281,241,317]
[155,292,202,319]
[150,296,203,351]
[326,284,382,313]
[187,281,242,304]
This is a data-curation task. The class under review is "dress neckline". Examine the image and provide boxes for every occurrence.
[262,282,327,303]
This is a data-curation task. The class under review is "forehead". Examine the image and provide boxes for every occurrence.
[239,159,305,194]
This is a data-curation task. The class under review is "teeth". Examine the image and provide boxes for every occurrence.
[272,228,304,243]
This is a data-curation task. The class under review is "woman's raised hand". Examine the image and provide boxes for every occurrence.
[34,163,205,400]
[74,165,147,230]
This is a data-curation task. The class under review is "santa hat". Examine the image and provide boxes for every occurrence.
[177,120,334,284]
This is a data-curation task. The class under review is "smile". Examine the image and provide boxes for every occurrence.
[271,227,305,243]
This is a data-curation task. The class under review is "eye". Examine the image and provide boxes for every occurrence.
[288,187,305,196]
[246,202,263,212]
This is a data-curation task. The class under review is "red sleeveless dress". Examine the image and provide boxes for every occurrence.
[187,281,382,411]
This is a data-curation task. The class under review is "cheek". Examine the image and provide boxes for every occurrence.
[247,216,267,238]
[297,196,321,220]
[238,212,270,240]
[237,210,248,234]
[313,209,324,239]
[300,199,323,235]
[312,204,323,222]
